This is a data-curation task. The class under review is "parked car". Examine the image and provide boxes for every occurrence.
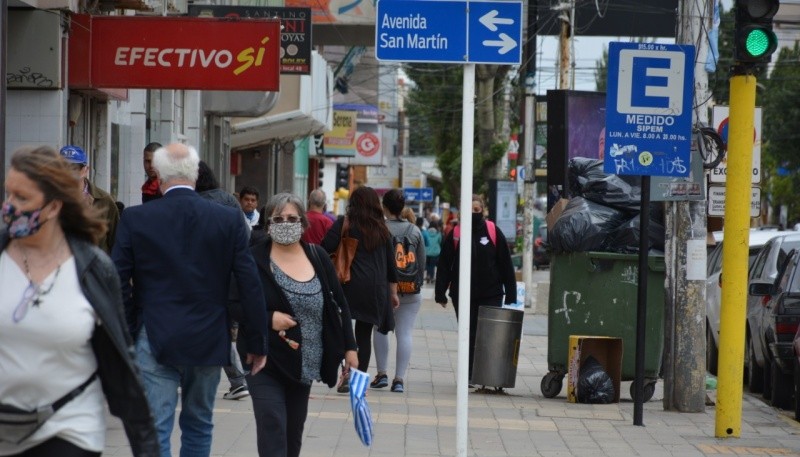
[793,323,800,419]
[706,230,798,376]
[749,242,800,409]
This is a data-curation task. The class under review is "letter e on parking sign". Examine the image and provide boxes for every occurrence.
[604,42,694,177]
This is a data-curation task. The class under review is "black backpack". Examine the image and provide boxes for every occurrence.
[393,224,422,295]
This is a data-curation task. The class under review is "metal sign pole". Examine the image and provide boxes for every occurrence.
[456,62,476,457]
[633,176,651,426]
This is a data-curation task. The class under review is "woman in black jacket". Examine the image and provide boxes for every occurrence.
[0,146,157,456]
[238,192,358,457]
[321,186,399,391]
[434,194,517,382]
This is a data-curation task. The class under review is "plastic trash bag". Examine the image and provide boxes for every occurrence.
[550,197,630,254]
[577,356,615,404]
[568,158,642,211]
[603,212,666,253]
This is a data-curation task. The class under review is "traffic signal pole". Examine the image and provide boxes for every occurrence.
[716,74,756,438]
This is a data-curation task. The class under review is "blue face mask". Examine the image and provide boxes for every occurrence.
[1,202,48,239]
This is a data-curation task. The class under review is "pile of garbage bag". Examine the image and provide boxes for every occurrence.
[551,158,665,254]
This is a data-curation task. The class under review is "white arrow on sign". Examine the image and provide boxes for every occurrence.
[483,33,517,55]
[479,10,514,32]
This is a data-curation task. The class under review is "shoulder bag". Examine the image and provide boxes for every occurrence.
[331,217,358,284]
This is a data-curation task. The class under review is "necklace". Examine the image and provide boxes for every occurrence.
[17,240,65,308]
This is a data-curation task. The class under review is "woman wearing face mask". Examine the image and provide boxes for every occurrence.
[236,192,358,457]
[0,146,158,455]
[434,194,517,384]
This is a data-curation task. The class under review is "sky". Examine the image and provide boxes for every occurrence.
[531,0,736,93]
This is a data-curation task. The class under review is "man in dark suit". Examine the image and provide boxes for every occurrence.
[112,143,269,457]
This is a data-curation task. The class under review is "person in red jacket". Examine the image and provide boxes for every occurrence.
[300,189,332,245]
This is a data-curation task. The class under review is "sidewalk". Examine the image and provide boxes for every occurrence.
[103,284,800,456]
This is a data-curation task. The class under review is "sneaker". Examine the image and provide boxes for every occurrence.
[337,372,350,393]
[223,385,250,400]
[371,373,389,389]
[391,379,404,393]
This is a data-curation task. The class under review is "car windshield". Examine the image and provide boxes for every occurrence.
[786,255,800,295]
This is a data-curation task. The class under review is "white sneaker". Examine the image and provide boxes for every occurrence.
[223,385,250,400]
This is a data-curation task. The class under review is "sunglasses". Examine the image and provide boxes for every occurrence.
[270,215,301,224]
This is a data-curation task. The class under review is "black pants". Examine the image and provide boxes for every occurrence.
[247,369,312,457]
[12,438,100,457]
[452,296,503,380]
[354,319,374,372]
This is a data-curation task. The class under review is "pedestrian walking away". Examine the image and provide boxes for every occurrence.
[301,188,333,245]
[238,192,358,457]
[0,146,158,456]
[425,219,442,284]
[435,194,517,383]
[321,186,399,393]
[112,143,269,457]
[372,189,426,393]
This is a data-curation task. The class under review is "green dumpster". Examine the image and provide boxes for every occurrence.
[540,251,665,401]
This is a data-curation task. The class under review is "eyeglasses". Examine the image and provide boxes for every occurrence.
[13,283,37,323]
[270,215,301,224]
[278,330,300,350]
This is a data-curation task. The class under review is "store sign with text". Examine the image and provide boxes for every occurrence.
[77,15,281,91]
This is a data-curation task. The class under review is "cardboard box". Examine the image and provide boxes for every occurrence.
[566,335,623,403]
[545,198,569,229]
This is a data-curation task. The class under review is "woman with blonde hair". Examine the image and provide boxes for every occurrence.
[0,146,157,455]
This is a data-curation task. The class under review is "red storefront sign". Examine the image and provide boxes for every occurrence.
[71,15,281,91]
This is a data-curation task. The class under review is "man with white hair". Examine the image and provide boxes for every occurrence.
[301,188,333,244]
[112,143,269,457]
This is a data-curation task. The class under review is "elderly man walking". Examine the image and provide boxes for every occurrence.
[112,143,269,457]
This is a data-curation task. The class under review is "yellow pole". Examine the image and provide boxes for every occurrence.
[715,74,756,438]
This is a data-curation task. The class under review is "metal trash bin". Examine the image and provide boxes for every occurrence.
[540,252,665,401]
[471,306,524,388]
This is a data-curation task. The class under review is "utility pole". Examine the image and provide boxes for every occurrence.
[557,1,572,89]
[662,0,709,412]
[521,0,537,310]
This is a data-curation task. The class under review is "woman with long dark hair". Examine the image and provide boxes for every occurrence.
[322,186,399,391]
[0,146,157,456]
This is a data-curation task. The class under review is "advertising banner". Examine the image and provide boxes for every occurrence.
[86,16,281,91]
[187,5,312,74]
[287,0,376,25]
[324,110,359,153]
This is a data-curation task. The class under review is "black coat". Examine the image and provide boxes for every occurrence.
[0,229,159,457]
[321,216,397,333]
[434,217,517,305]
[238,241,358,387]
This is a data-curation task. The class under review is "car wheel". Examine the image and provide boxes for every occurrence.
[747,336,764,393]
[771,359,793,410]
[763,354,773,400]
[794,358,800,421]
[706,323,718,376]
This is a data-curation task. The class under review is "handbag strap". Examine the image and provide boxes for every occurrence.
[341,216,349,240]
[51,372,98,412]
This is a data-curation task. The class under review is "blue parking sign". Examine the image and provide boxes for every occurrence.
[604,42,695,177]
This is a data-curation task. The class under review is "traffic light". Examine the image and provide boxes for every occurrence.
[318,169,324,189]
[508,167,517,181]
[734,0,779,66]
[336,164,350,190]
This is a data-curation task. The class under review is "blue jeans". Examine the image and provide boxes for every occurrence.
[135,328,221,457]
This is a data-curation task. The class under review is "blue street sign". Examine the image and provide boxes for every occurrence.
[403,187,434,202]
[375,0,522,65]
[604,42,695,177]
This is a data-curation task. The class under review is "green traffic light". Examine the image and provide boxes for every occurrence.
[745,28,772,57]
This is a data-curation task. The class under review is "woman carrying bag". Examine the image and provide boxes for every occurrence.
[322,186,399,392]
[236,192,358,457]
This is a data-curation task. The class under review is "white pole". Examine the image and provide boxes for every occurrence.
[456,63,475,457]
[522,78,535,309]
